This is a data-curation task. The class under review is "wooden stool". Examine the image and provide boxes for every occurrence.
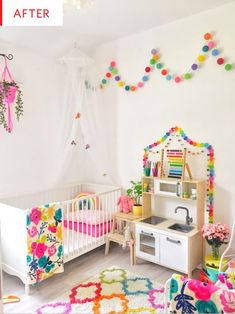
[105,212,140,265]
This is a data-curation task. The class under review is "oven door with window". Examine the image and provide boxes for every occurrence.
[136,225,159,263]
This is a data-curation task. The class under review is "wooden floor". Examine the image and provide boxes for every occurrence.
[3,243,185,313]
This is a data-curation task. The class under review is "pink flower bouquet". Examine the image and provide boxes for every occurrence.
[202,223,230,259]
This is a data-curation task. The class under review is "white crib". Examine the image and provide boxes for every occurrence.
[0,182,121,293]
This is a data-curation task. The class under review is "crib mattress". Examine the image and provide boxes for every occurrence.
[63,220,112,237]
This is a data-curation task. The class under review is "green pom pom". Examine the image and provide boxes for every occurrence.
[150,59,156,65]
[156,63,162,69]
[184,73,192,80]
[225,63,232,71]
[125,85,130,91]
[112,68,118,74]
[102,79,107,84]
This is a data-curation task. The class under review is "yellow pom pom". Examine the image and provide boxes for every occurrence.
[198,55,205,62]
[118,81,124,87]
[152,54,159,61]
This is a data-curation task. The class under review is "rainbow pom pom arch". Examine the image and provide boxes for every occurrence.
[100,32,233,92]
[143,127,214,223]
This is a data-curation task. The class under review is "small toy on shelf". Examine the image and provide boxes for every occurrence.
[117,195,133,214]
[143,183,149,192]
[182,191,189,199]
[190,188,197,200]
[167,148,192,180]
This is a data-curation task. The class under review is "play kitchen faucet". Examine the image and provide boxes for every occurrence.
[175,206,193,225]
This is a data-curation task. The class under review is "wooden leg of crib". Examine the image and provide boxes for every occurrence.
[25,284,30,296]
[105,238,110,256]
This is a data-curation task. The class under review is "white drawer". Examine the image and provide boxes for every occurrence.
[160,234,188,273]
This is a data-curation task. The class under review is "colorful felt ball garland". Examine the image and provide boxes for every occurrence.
[100,32,233,91]
[143,126,214,223]
[100,50,159,91]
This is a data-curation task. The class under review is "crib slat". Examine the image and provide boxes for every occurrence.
[66,203,69,258]
[76,200,79,253]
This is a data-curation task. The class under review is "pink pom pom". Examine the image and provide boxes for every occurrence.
[137,82,144,88]
[175,76,181,83]
[110,61,116,67]
[208,41,215,49]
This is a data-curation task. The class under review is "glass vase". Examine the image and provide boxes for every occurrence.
[211,244,220,260]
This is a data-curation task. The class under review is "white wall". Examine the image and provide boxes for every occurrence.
[91,2,235,225]
[0,45,86,198]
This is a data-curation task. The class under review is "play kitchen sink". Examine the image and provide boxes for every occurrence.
[168,223,194,233]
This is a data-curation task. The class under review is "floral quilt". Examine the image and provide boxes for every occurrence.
[26,203,64,285]
[170,274,235,313]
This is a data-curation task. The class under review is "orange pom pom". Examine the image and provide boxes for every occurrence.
[204,33,212,40]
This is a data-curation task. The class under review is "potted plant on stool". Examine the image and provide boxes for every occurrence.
[127,181,142,216]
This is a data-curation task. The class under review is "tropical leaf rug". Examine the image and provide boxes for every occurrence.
[36,266,168,313]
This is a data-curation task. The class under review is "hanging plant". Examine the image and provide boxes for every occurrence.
[0,57,23,133]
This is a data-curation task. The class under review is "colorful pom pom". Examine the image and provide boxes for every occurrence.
[166,74,172,81]
[156,63,162,69]
[202,45,209,52]
[150,59,156,65]
[208,41,215,49]
[198,55,205,62]
[112,68,118,75]
[102,79,107,84]
[152,54,159,61]
[145,67,151,73]
[191,64,198,70]
[204,33,212,40]
[217,57,224,65]
[118,81,124,87]
[106,72,111,78]
[212,49,219,56]
[175,76,181,83]
[110,61,116,67]
[184,73,191,80]
[225,63,232,71]
[161,69,168,76]
[125,85,130,91]
[138,82,144,88]
[115,75,120,81]
[143,75,149,81]
[151,49,157,55]
[131,86,136,91]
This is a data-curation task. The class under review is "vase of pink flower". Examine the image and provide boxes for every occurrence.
[202,223,230,259]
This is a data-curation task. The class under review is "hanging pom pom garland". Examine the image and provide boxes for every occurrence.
[143,126,214,223]
[100,32,233,91]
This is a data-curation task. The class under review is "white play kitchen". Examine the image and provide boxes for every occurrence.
[135,176,205,277]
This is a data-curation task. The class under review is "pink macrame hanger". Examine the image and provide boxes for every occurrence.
[2,56,13,82]
[1,55,16,132]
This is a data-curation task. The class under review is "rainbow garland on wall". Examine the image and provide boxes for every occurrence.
[100,32,233,91]
[143,127,214,223]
